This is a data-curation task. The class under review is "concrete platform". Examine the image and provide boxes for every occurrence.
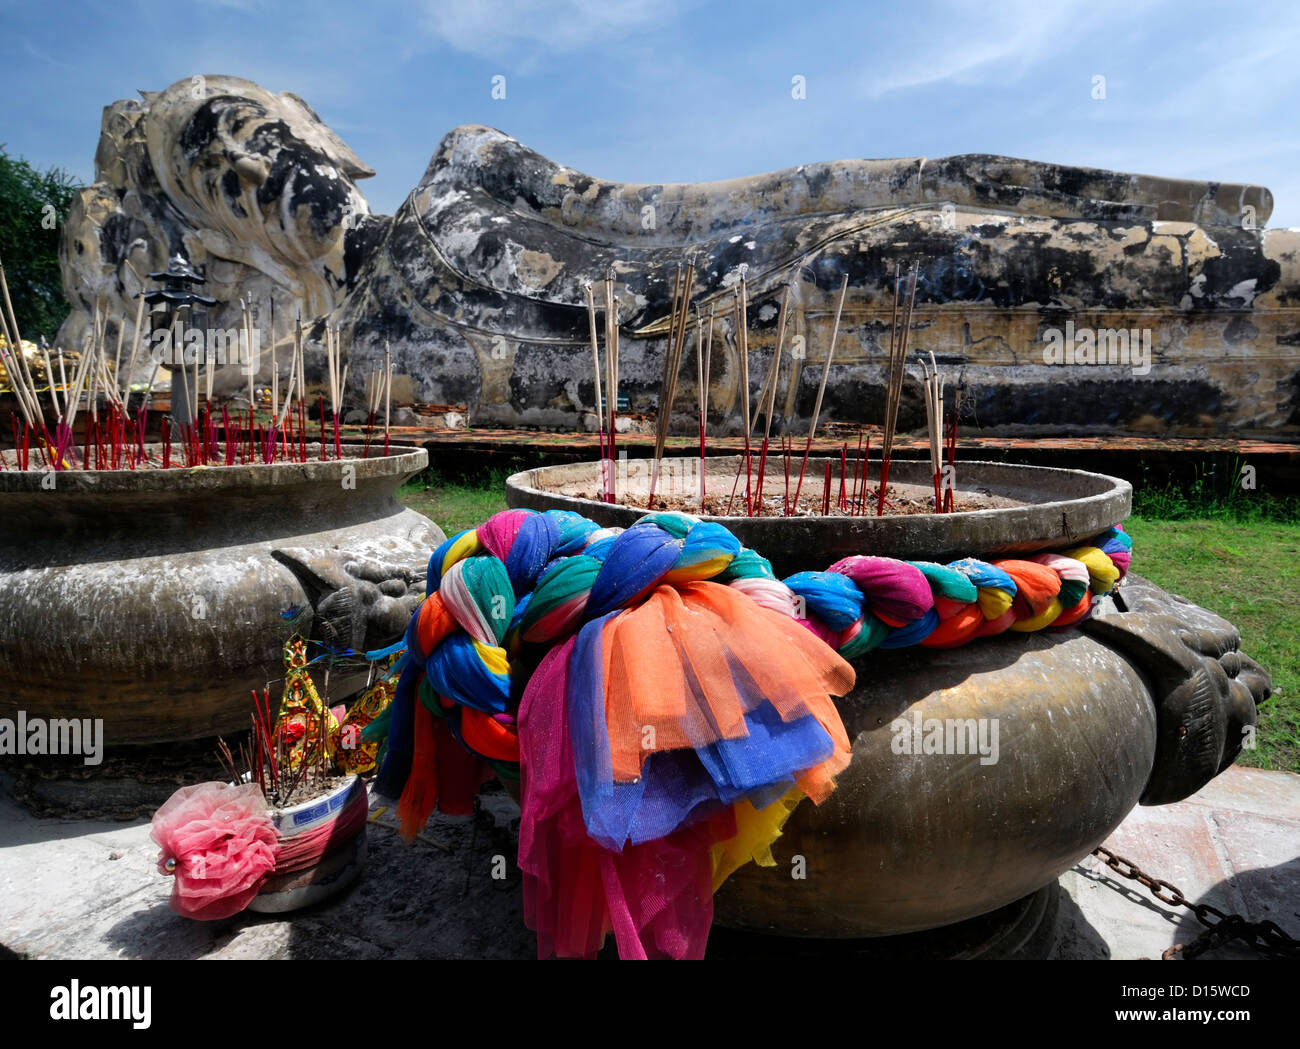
[1053,766,1300,960]
[1,767,1296,960]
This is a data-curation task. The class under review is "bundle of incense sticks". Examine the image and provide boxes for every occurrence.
[0,259,60,466]
[584,282,609,501]
[215,689,283,800]
[265,316,303,464]
[60,322,111,469]
[650,262,695,508]
[919,350,945,513]
[325,325,344,460]
[877,262,919,517]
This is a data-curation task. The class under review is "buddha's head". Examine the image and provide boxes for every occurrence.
[144,74,374,269]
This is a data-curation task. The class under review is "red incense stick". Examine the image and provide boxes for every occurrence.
[857,436,870,516]
[753,434,770,517]
[856,432,868,514]
[838,444,847,510]
[783,433,792,515]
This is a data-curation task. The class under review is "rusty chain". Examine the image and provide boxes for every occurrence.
[1091,846,1300,960]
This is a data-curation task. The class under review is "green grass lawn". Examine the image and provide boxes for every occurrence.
[397,468,1299,773]
[399,469,509,537]
[1123,516,1299,773]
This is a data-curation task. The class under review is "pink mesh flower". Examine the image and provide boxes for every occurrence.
[150,782,278,920]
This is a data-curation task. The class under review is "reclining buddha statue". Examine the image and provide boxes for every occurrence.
[59,75,1300,436]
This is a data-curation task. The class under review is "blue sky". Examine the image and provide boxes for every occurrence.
[3,0,1298,226]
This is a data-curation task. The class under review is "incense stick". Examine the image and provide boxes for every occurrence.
[57,348,69,419]
[270,324,278,423]
[112,314,127,405]
[702,302,714,428]
[584,283,608,500]
[852,430,865,515]
[383,343,392,457]
[122,291,146,404]
[696,314,706,508]
[792,273,848,512]
[725,274,755,515]
[40,344,60,422]
[603,274,619,502]
[701,303,715,507]
[240,298,254,411]
[944,406,958,512]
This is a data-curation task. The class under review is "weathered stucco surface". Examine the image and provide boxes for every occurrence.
[60,77,1300,435]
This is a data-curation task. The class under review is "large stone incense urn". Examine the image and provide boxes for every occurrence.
[0,445,442,745]
[507,457,1271,938]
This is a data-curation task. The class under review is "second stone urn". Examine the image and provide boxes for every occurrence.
[507,457,1271,937]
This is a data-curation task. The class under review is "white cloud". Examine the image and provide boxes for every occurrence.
[418,0,683,59]
[860,0,1158,98]
[21,36,78,73]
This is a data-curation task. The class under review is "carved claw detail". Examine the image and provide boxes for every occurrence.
[271,547,423,653]
[1084,573,1271,806]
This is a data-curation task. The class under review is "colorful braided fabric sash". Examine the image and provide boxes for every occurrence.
[374,509,1132,958]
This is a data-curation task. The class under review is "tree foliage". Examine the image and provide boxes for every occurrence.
[0,147,82,342]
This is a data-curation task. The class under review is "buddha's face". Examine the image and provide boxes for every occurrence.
[147,76,373,268]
